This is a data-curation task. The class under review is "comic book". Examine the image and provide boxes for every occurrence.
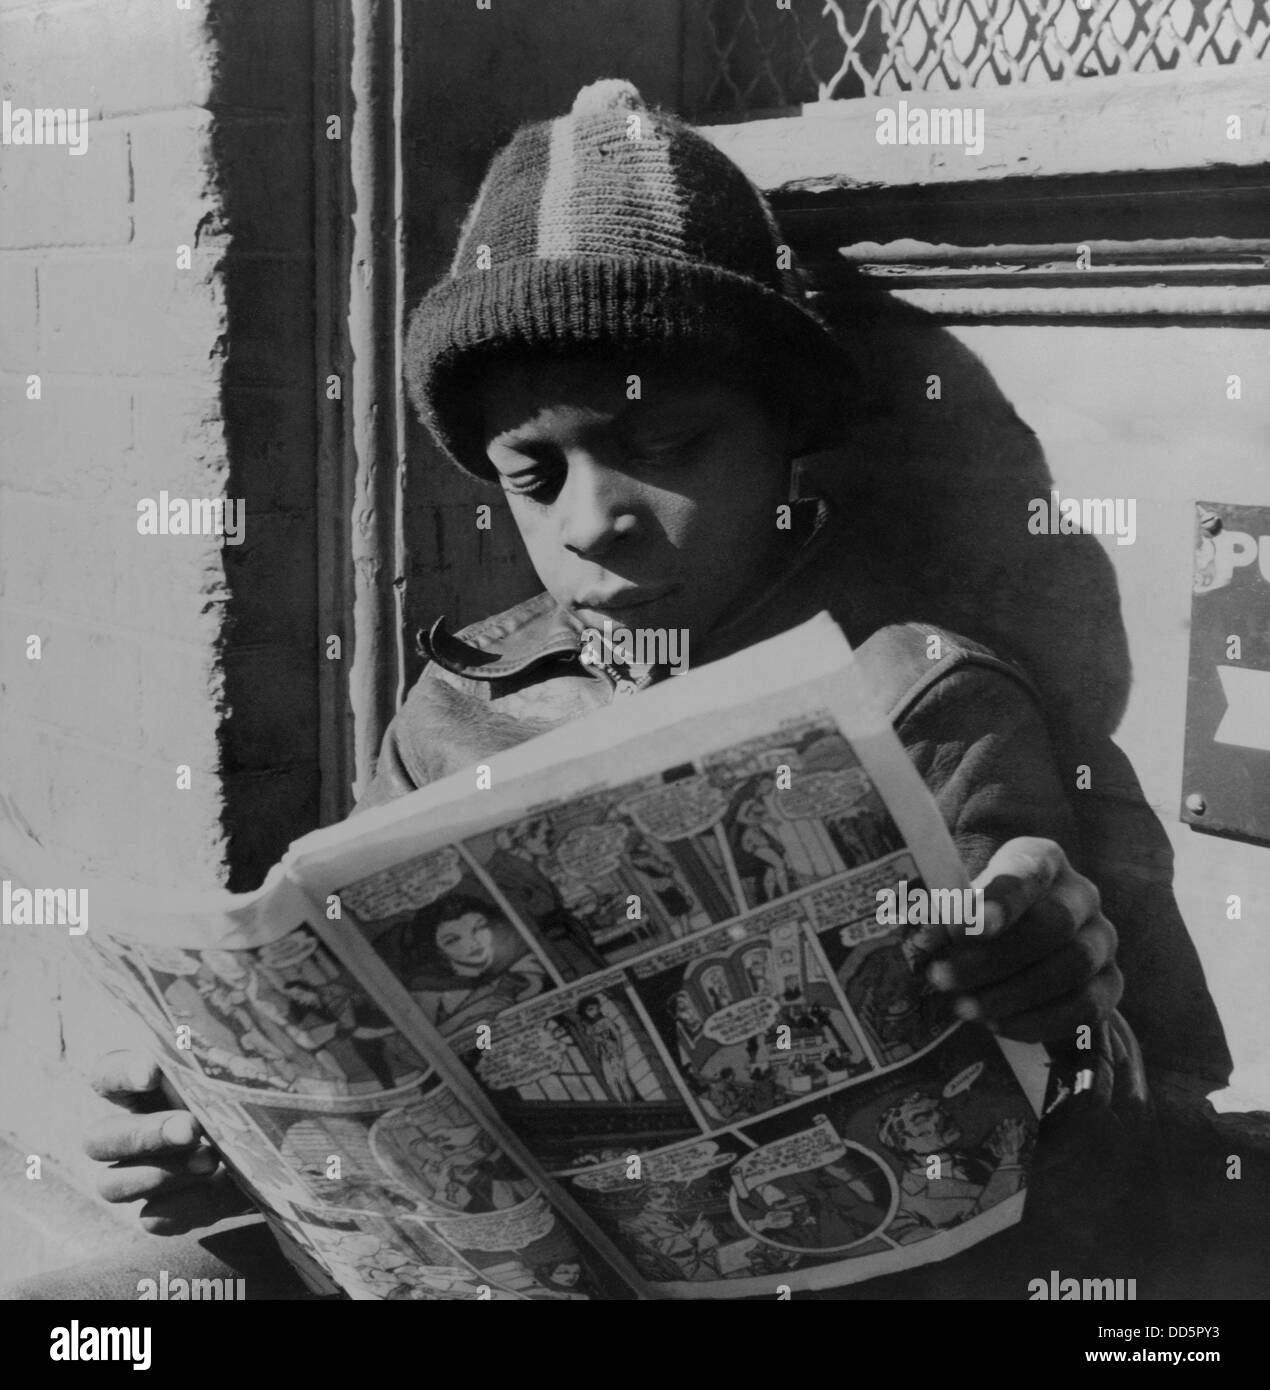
[1,612,1064,1300]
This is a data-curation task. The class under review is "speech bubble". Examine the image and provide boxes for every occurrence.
[838,919,893,948]
[730,1116,845,1197]
[804,860,915,935]
[256,929,321,972]
[476,1025,570,1090]
[339,846,464,922]
[775,769,872,821]
[571,1139,736,1192]
[430,1193,556,1251]
[942,1062,985,1099]
[555,823,629,880]
[701,994,781,1046]
[126,943,201,975]
[621,776,728,841]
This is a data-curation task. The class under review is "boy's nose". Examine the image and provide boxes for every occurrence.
[558,452,641,557]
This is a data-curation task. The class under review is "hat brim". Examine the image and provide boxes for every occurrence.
[404,254,851,481]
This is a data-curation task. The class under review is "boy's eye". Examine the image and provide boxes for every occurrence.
[625,427,707,464]
[499,462,564,502]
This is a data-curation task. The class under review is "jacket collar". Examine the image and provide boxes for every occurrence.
[420,497,840,682]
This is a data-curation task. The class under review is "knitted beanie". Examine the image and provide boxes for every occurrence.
[404,78,849,481]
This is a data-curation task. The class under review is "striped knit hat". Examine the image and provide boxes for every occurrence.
[404,78,849,481]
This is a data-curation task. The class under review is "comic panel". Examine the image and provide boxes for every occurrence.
[240,1094,442,1217]
[703,716,904,911]
[272,1206,520,1301]
[563,1024,1035,1289]
[160,1069,319,1212]
[101,925,431,1095]
[341,846,555,1040]
[723,1111,896,1262]
[812,879,959,1069]
[463,774,741,979]
[365,1086,544,1218]
[562,1137,809,1285]
[456,976,701,1162]
[425,1195,622,1301]
[817,1027,1037,1249]
[628,906,873,1128]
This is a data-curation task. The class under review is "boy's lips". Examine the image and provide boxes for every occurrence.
[574,586,676,615]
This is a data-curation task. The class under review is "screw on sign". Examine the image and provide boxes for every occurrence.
[1181,501,1270,844]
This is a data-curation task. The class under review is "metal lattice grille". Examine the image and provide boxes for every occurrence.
[701,0,1270,112]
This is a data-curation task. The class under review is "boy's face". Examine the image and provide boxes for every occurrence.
[479,356,797,647]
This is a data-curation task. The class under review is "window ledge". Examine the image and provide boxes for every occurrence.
[701,66,1270,193]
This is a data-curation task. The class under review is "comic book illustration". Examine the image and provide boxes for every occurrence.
[0,614,1057,1299]
[281,614,1056,1298]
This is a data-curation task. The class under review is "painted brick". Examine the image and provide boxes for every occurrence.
[127,107,220,250]
[220,254,312,388]
[222,764,320,891]
[135,641,225,768]
[126,384,228,499]
[220,386,314,513]
[0,262,38,369]
[0,0,213,119]
[0,613,147,759]
[0,491,227,646]
[211,115,313,254]
[0,376,131,499]
[218,642,317,771]
[207,0,312,115]
[220,510,315,647]
[129,382,321,517]
[36,251,226,377]
[0,0,328,1240]
[44,742,226,889]
[0,124,130,248]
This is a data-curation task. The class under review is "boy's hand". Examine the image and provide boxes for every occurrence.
[83,1051,257,1235]
[926,838,1123,1045]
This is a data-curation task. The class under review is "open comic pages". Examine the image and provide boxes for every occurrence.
[5,613,1054,1300]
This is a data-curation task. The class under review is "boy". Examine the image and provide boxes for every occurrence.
[75,80,1219,1299]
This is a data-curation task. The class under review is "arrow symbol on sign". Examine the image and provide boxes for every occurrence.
[1214,666,1270,752]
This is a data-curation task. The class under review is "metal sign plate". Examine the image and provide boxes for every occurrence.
[1181,500,1270,845]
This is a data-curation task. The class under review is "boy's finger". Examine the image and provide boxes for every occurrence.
[970,838,1066,935]
[83,1109,204,1163]
[138,1174,258,1236]
[987,964,1124,1044]
[97,1150,221,1204]
[89,1051,164,1108]
[928,896,1078,992]
[953,919,1118,1023]
[971,839,1101,941]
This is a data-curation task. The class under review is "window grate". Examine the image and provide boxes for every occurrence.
[700,0,1270,113]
